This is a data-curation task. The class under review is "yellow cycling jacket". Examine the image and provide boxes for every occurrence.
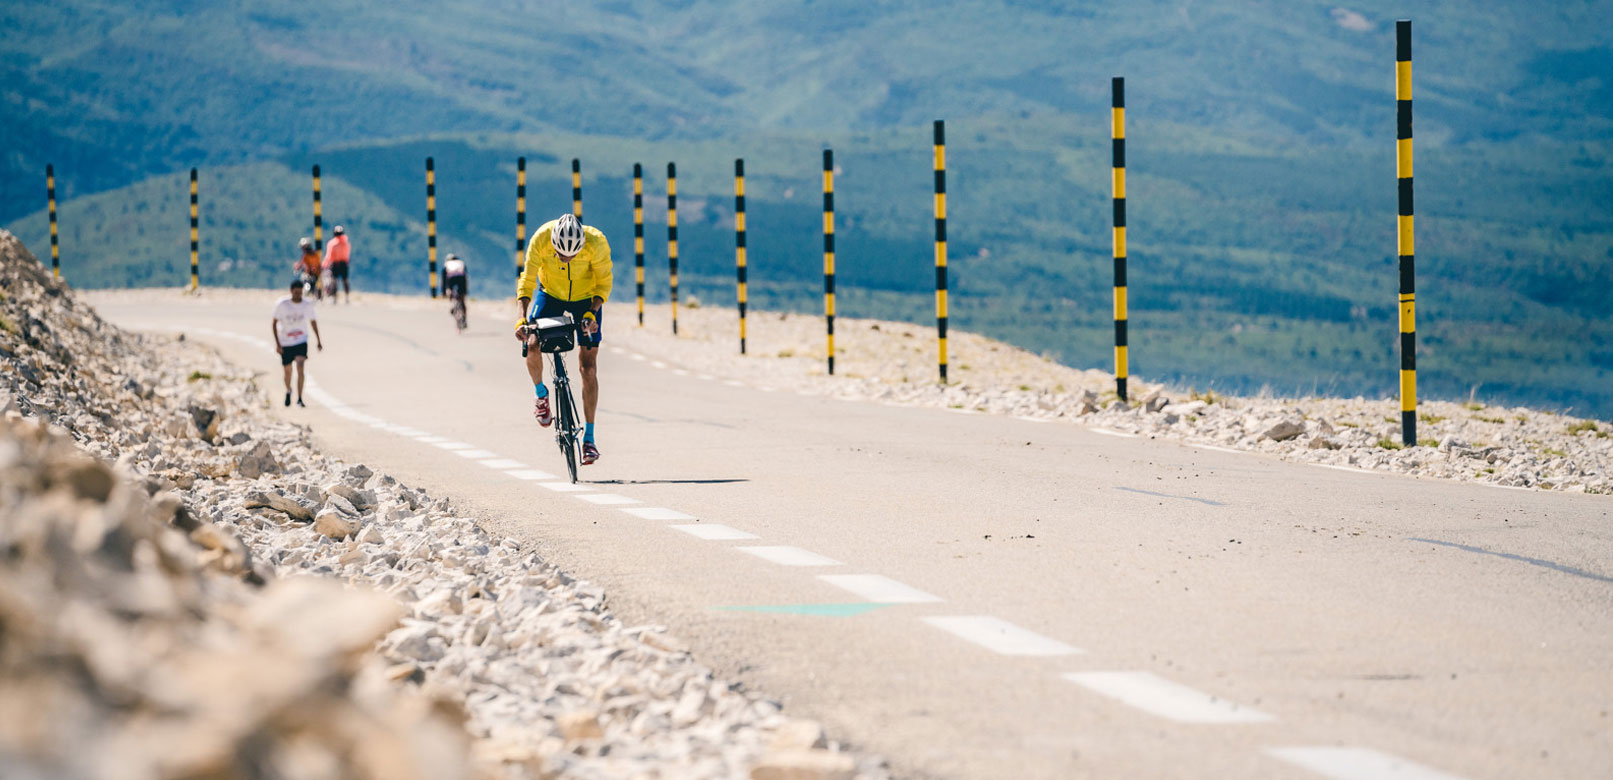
[517,220,613,303]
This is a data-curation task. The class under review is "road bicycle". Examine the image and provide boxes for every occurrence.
[449,290,467,332]
[521,312,582,482]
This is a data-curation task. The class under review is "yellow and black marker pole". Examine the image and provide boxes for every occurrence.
[188,168,199,290]
[1111,77,1129,403]
[823,148,836,376]
[46,165,59,278]
[735,158,748,354]
[634,163,645,326]
[667,162,679,335]
[933,121,949,383]
[572,158,583,221]
[311,164,323,252]
[1396,20,1417,446]
[426,156,438,298]
[516,156,527,280]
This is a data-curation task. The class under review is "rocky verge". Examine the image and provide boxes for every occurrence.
[0,229,885,779]
[618,302,1610,495]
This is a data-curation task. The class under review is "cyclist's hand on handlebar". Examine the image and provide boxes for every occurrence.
[514,319,529,341]
[580,314,598,337]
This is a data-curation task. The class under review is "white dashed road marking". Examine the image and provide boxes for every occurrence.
[503,469,555,481]
[1062,671,1274,723]
[539,482,594,493]
[454,449,499,459]
[922,616,1080,656]
[477,458,528,470]
[434,441,475,450]
[818,574,942,604]
[736,546,842,567]
[622,507,697,521]
[574,493,640,506]
[670,524,759,541]
[1265,747,1468,780]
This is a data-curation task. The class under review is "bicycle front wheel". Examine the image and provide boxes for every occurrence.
[554,385,579,483]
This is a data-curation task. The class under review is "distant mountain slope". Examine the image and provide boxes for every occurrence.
[5,0,1612,221]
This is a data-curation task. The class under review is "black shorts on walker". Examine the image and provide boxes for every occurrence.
[280,342,308,365]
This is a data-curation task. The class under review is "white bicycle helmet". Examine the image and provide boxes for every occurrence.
[550,214,585,256]
[332,224,345,236]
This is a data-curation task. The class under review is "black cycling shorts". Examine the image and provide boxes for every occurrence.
[528,294,602,348]
[280,342,308,365]
[445,275,467,298]
[329,261,349,281]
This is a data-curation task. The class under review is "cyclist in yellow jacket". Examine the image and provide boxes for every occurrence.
[516,214,612,465]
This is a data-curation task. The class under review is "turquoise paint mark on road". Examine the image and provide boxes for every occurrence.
[713,603,890,617]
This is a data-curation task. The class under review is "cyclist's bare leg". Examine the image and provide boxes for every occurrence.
[579,346,599,423]
[524,340,546,386]
[282,362,293,392]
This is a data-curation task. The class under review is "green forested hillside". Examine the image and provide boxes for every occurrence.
[3,1,1610,416]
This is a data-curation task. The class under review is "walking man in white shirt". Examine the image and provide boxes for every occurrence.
[271,279,323,407]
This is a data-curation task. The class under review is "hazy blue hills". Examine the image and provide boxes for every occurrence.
[3,1,1610,417]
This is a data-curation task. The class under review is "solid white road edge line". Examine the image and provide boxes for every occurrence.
[921,616,1080,656]
[1061,671,1274,724]
[670,524,759,541]
[1265,747,1469,780]
[1090,428,1138,438]
[1189,443,1243,454]
[735,546,842,567]
[818,574,942,603]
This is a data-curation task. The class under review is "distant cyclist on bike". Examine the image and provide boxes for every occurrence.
[444,252,468,326]
[516,213,611,465]
[297,237,323,300]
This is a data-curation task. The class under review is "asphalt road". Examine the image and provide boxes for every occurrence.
[96,294,1612,780]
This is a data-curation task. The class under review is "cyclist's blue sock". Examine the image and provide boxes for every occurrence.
[534,384,549,399]
[584,423,595,442]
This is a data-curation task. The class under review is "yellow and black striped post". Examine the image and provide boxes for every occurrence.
[45,165,59,278]
[516,156,527,280]
[667,162,679,335]
[735,158,748,354]
[188,168,199,289]
[311,164,323,252]
[933,121,949,383]
[426,156,438,298]
[1111,77,1129,402]
[572,158,583,221]
[634,163,645,325]
[1396,20,1417,446]
[823,148,836,376]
